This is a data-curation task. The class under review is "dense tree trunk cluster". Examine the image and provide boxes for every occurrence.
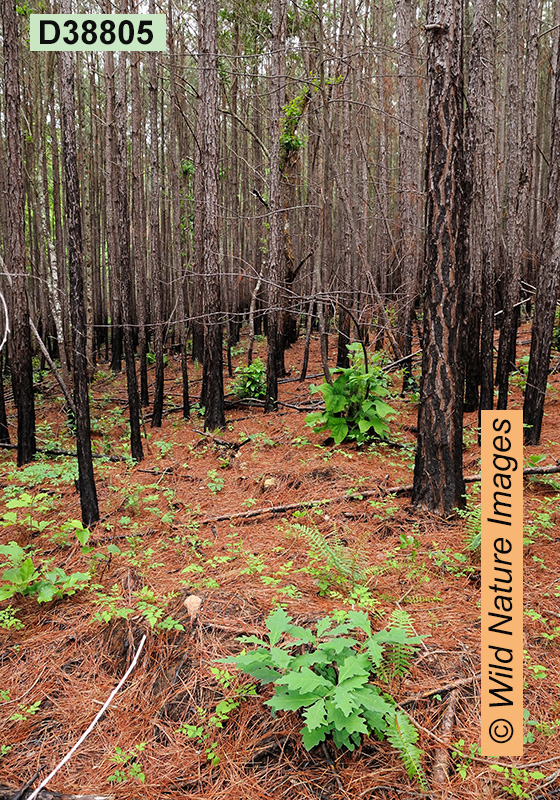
[1,0,560,518]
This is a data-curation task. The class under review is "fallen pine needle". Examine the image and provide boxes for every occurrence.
[27,635,147,800]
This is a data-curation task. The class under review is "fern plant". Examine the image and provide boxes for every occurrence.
[291,522,365,592]
[377,610,418,682]
[221,607,427,789]
[457,489,481,556]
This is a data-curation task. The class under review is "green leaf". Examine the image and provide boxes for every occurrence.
[332,686,358,717]
[276,667,332,695]
[358,418,375,433]
[337,653,370,684]
[36,581,59,603]
[316,617,332,637]
[0,542,25,563]
[304,698,328,730]
[329,417,349,444]
[266,606,292,646]
[266,689,324,713]
[301,723,330,750]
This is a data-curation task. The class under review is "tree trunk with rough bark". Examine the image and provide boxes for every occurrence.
[2,0,36,466]
[59,40,99,526]
[524,27,560,445]
[412,0,466,515]
[116,52,143,461]
[199,0,225,430]
[464,0,498,415]
[265,0,287,411]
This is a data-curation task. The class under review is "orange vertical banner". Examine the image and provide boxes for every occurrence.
[480,410,523,756]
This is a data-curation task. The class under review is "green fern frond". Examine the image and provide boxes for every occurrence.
[388,609,415,634]
[385,711,428,790]
[378,611,416,679]
[292,523,364,583]
[457,500,481,556]
[402,594,442,604]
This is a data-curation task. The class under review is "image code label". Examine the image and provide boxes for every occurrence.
[29,14,166,52]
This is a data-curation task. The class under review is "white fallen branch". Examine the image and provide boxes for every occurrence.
[27,635,147,800]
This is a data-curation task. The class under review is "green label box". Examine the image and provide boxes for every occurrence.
[30,14,166,52]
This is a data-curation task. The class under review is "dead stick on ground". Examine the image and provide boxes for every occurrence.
[198,465,560,525]
[401,673,481,706]
[26,635,146,800]
[0,443,126,462]
[432,688,461,786]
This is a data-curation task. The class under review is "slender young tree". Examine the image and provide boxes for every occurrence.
[464,0,498,415]
[412,0,466,514]
[496,0,540,408]
[396,0,421,390]
[265,0,287,411]
[116,50,144,461]
[199,0,225,430]
[59,36,99,525]
[150,0,165,427]
[524,28,560,444]
[2,0,36,466]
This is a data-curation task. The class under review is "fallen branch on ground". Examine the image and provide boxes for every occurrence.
[0,443,126,462]
[0,791,113,800]
[401,673,480,706]
[197,463,560,525]
[432,688,461,786]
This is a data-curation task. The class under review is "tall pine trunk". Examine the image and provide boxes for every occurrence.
[199,0,225,430]
[412,0,466,514]
[2,0,36,466]
[59,32,99,525]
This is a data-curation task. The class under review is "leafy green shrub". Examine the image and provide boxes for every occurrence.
[306,344,394,444]
[221,607,427,788]
[232,358,266,399]
[0,541,90,603]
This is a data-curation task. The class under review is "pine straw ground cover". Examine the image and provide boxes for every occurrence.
[0,332,559,800]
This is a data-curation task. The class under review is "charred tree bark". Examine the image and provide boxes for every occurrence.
[2,0,36,466]
[464,0,498,415]
[116,52,143,461]
[524,30,560,445]
[396,0,421,391]
[130,47,149,408]
[265,0,287,411]
[149,0,164,428]
[412,0,466,515]
[59,43,99,525]
[104,50,122,374]
[199,0,225,430]
[496,0,539,408]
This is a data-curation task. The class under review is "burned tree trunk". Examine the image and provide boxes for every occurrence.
[59,43,99,525]
[199,0,225,430]
[524,28,560,445]
[412,0,466,514]
[2,0,36,465]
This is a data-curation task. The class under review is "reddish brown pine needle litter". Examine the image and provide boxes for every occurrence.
[0,333,559,800]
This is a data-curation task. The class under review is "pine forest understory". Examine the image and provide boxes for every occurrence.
[1,0,560,798]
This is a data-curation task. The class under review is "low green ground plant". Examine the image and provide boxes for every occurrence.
[306,344,394,445]
[222,607,427,788]
[232,358,266,399]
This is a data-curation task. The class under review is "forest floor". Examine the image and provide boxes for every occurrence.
[0,327,559,800]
